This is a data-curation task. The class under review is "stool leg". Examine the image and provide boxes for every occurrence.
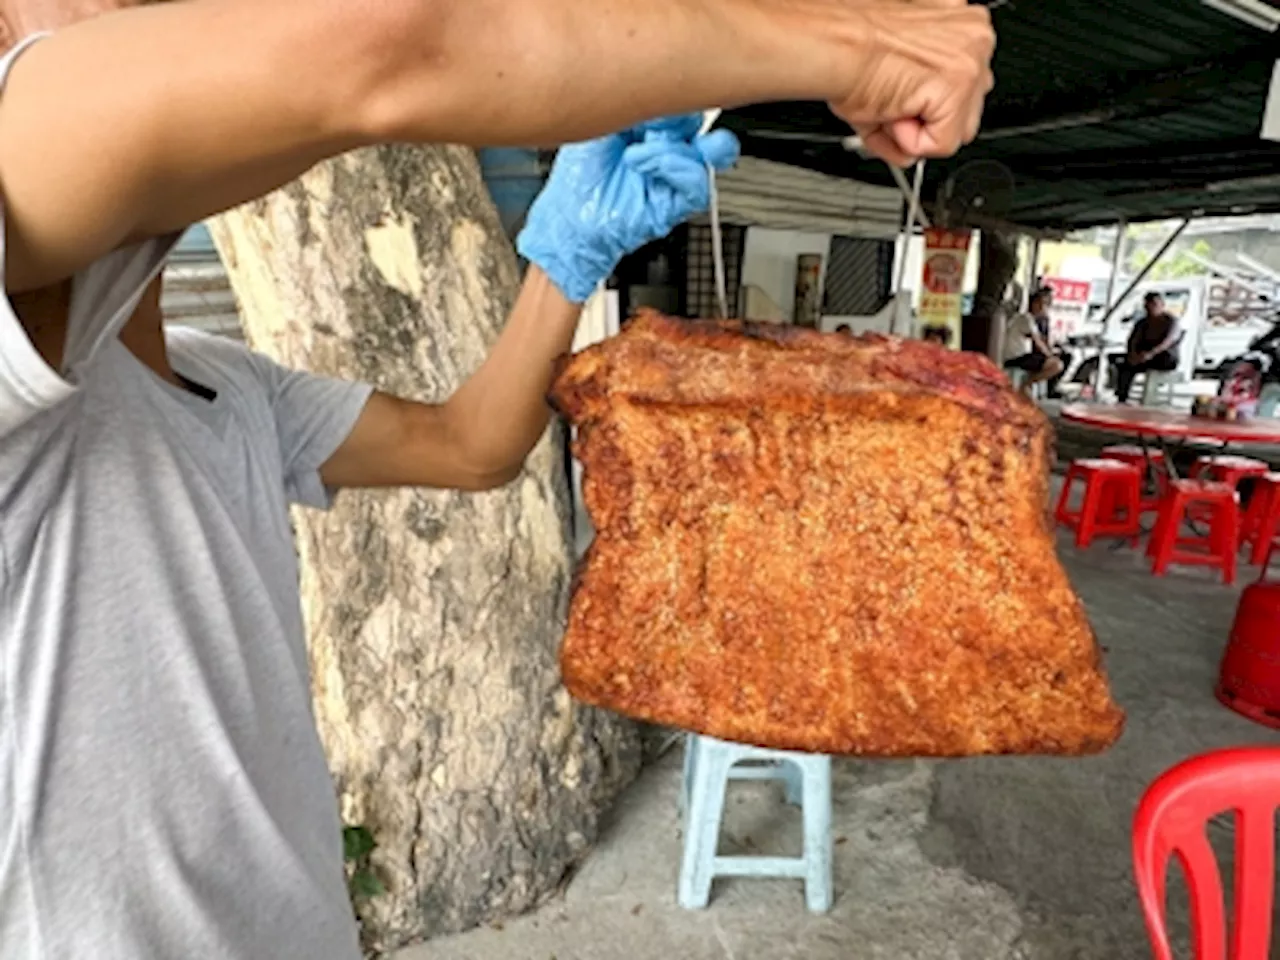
[782,761,803,807]
[1077,475,1104,548]
[1240,486,1262,551]
[1054,470,1076,530]
[801,756,833,913]
[680,734,697,818]
[1147,494,1168,558]
[1253,508,1280,568]
[1151,496,1182,576]
[1223,503,1240,587]
[1249,488,1280,566]
[678,738,730,910]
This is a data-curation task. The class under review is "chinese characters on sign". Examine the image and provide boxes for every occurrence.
[1041,276,1091,340]
[919,228,972,349]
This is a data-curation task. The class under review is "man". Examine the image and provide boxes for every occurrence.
[1116,291,1182,404]
[0,0,994,957]
[1003,287,1067,396]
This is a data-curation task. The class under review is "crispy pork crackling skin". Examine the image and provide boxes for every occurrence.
[550,311,1125,756]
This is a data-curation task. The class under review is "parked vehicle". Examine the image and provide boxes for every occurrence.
[1061,277,1274,391]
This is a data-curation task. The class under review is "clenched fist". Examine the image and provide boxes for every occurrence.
[831,0,996,166]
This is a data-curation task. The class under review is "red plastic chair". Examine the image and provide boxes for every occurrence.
[1104,444,1171,512]
[1055,459,1143,548]
[1239,473,1280,568]
[1133,748,1280,960]
[1147,480,1240,585]
[1192,456,1271,491]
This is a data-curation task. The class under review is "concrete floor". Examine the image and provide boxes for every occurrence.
[400,512,1280,960]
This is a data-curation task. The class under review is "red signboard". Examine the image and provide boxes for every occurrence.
[1043,277,1091,304]
[1041,275,1091,339]
[919,228,972,349]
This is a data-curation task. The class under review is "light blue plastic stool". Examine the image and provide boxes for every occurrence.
[678,734,833,912]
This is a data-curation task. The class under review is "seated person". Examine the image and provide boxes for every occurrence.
[1003,288,1066,395]
[1116,292,1182,404]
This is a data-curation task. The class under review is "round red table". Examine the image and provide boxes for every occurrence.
[1060,404,1280,447]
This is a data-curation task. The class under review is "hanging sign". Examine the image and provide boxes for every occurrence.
[1041,276,1091,339]
[918,228,972,348]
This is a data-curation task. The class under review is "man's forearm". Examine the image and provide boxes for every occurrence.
[0,0,866,289]
[442,267,582,481]
[365,0,855,146]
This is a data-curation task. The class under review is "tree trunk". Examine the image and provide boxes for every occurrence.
[210,145,640,954]
[963,229,1019,355]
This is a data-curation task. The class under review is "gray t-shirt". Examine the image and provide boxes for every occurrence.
[0,40,372,960]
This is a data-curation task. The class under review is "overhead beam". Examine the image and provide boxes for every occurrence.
[1012,136,1280,181]
[980,55,1275,140]
[729,55,1277,149]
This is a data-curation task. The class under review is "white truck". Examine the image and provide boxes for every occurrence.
[1064,276,1275,391]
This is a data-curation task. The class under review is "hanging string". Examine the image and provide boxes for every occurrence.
[701,109,729,319]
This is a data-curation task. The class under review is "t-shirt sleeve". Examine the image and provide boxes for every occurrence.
[252,354,373,509]
[0,34,181,441]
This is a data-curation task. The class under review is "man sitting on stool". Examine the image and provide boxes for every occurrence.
[1004,287,1065,396]
[1116,292,1182,404]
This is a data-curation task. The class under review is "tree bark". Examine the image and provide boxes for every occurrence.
[963,229,1019,355]
[210,145,640,954]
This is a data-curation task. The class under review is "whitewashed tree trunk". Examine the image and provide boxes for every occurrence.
[210,145,640,954]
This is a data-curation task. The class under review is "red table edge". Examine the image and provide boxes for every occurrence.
[1059,404,1280,446]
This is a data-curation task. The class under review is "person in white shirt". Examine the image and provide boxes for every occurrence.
[0,0,995,957]
[1003,287,1067,396]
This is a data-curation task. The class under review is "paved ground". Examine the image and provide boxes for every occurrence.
[400,481,1280,960]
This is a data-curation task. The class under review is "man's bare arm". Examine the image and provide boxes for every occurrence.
[319,267,579,492]
[0,0,993,291]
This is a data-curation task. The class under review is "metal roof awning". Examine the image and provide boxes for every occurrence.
[719,0,1280,232]
[699,157,903,238]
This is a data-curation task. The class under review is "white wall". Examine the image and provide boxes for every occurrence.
[741,228,832,322]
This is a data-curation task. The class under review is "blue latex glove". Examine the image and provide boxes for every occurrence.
[517,114,740,303]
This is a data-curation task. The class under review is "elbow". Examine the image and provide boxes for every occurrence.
[338,0,462,144]
[456,460,525,492]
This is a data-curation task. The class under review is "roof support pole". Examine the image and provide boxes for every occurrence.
[1091,217,1188,398]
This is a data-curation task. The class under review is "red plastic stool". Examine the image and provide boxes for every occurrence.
[1133,748,1280,960]
[1191,454,1270,490]
[1054,459,1142,548]
[1102,444,1170,512]
[1218,583,1280,728]
[1147,479,1239,585]
[1239,472,1280,567]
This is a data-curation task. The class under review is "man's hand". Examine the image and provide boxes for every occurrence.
[829,0,996,167]
[518,115,739,303]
